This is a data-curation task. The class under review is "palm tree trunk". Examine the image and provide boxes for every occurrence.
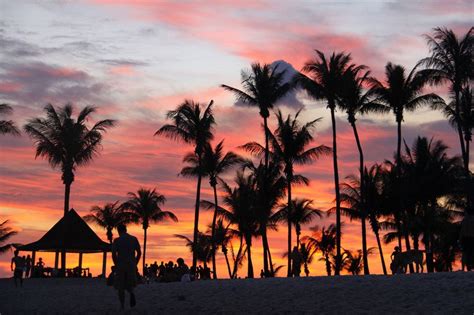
[264,116,269,170]
[61,181,72,276]
[211,184,219,279]
[395,118,404,252]
[350,120,369,275]
[330,107,342,275]
[325,253,331,276]
[192,171,203,271]
[222,246,233,278]
[454,90,468,170]
[232,235,244,278]
[261,227,270,275]
[287,176,292,277]
[266,235,274,274]
[246,236,254,278]
[465,134,470,172]
[374,229,387,275]
[143,227,147,275]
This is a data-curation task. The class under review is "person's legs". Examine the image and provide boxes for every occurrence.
[128,288,136,307]
[118,289,125,309]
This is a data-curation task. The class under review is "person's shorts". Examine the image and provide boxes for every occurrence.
[14,269,23,278]
[114,268,137,290]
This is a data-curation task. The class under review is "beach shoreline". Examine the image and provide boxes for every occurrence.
[1,272,473,314]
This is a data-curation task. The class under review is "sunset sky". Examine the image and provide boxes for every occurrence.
[0,0,472,278]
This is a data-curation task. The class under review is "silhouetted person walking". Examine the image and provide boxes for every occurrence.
[11,250,25,287]
[112,224,141,310]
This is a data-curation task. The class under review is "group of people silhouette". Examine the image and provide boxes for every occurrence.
[143,259,211,282]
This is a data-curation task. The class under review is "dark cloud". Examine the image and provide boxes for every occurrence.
[0,35,55,58]
[98,59,149,67]
[0,61,107,107]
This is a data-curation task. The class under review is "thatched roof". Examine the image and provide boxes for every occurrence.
[19,209,111,253]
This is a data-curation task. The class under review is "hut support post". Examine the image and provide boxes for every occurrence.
[31,251,36,277]
[78,253,83,269]
[54,251,59,269]
[102,251,107,277]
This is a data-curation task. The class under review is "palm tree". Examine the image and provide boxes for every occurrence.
[303,224,337,276]
[418,27,473,172]
[372,63,442,262]
[243,109,330,276]
[207,219,234,278]
[218,173,259,278]
[297,51,360,275]
[24,103,115,274]
[221,62,291,170]
[122,188,178,274]
[273,198,323,250]
[337,66,389,274]
[155,100,214,270]
[299,242,317,276]
[242,159,286,276]
[344,248,375,275]
[83,201,127,243]
[187,140,242,278]
[400,136,463,272]
[0,219,17,254]
[0,104,20,135]
[175,232,213,271]
[338,164,389,275]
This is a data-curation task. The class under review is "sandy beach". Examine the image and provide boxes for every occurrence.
[1,272,473,314]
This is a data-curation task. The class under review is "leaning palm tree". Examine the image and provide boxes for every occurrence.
[24,103,115,274]
[221,62,291,170]
[207,219,234,278]
[122,188,178,274]
[297,51,361,274]
[299,242,317,276]
[155,100,214,270]
[0,219,17,254]
[83,201,127,243]
[303,224,337,276]
[418,27,473,172]
[191,140,242,278]
[273,198,323,250]
[243,110,330,277]
[0,104,20,135]
[372,63,442,261]
[337,66,389,274]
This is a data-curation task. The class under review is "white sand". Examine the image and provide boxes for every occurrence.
[1,272,473,314]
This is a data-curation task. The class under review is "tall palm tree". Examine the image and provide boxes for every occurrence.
[303,224,337,276]
[155,100,214,270]
[0,219,17,254]
[337,66,389,274]
[218,173,259,278]
[83,201,127,243]
[197,141,242,278]
[0,104,20,135]
[242,159,286,276]
[297,51,360,274]
[243,110,330,276]
[273,198,322,250]
[418,27,473,172]
[122,188,178,274]
[221,62,291,170]
[372,63,442,263]
[24,103,115,274]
